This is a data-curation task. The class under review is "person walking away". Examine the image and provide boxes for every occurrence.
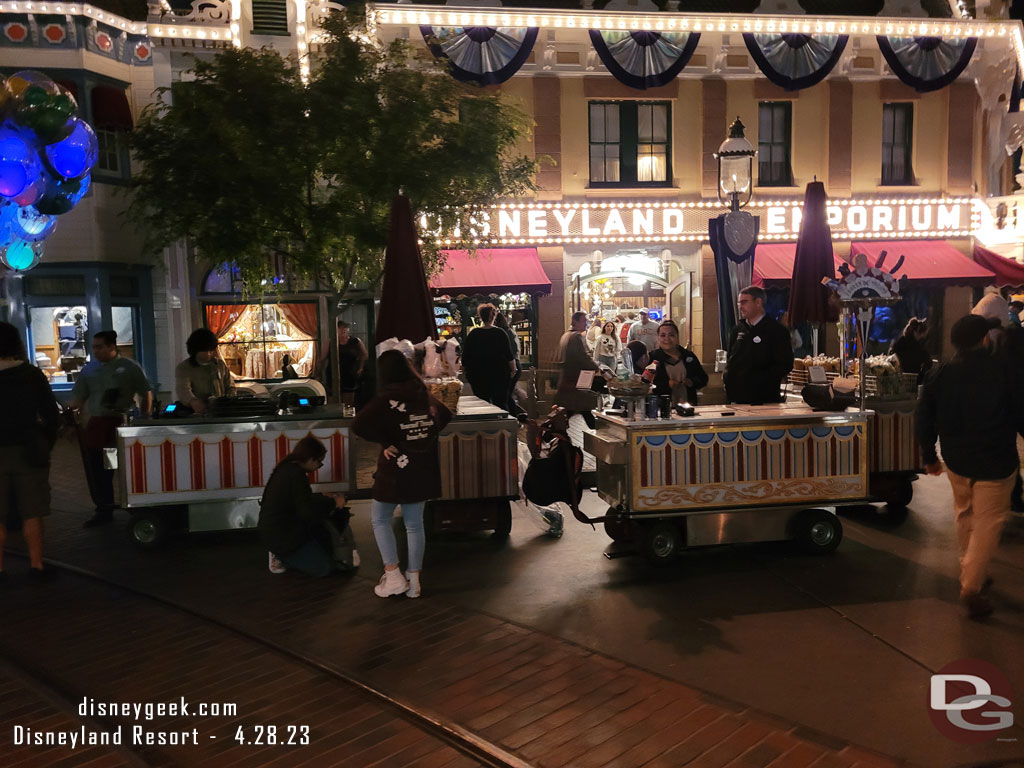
[0,322,60,580]
[175,328,232,415]
[889,318,932,383]
[70,331,153,527]
[258,436,355,577]
[649,320,708,405]
[352,350,452,598]
[461,303,515,408]
[916,314,1024,619]
[724,287,794,405]
[494,312,526,419]
[337,321,367,407]
[973,294,1024,514]
[592,321,622,371]
[627,309,659,352]
[555,311,609,430]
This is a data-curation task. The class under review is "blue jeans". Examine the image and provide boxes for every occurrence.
[280,538,333,578]
[371,500,426,571]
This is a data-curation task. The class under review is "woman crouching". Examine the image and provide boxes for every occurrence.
[258,436,355,577]
[352,350,453,598]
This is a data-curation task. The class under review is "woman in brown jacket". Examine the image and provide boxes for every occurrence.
[352,350,452,598]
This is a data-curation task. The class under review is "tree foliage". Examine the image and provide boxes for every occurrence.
[126,5,537,295]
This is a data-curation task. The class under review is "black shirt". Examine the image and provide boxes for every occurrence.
[461,326,513,404]
[724,315,794,404]
[890,335,932,381]
[0,362,60,447]
[915,349,1023,479]
[649,346,709,404]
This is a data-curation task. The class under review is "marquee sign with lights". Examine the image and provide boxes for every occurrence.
[429,198,977,246]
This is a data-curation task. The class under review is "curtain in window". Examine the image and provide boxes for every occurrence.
[743,34,848,91]
[205,304,247,338]
[876,36,977,93]
[278,302,321,372]
[589,31,700,91]
[420,26,538,86]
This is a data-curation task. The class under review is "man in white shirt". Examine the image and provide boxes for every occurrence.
[627,308,659,351]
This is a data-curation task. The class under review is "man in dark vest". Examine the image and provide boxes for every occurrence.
[724,286,794,405]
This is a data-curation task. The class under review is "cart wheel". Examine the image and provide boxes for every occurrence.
[493,500,512,538]
[641,521,682,565]
[604,515,634,542]
[795,509,843,555]
[129,511,168,549]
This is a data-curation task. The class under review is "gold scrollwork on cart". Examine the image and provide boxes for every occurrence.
[637,477,866,510]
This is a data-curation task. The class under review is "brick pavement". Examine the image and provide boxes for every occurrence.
[1,572,486,768]
[0,439,911,767]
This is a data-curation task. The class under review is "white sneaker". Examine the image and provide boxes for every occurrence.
[351,549,360,568]
[374,569,408,597]
[268,552,286,574]
[406,571,421,599]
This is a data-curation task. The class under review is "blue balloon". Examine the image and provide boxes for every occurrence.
[2,238,42,271]
[0,202,15,247]
[34,172,89,216]
[10,204,56,242]
[0,127,39,198]
[44,118,98,180]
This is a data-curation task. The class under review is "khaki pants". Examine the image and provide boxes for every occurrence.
[946,469,1015,596]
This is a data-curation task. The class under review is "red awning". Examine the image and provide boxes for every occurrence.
[432,248,552,296]
[91,85,133,130]
[753,243,844,287]
[850,240,994,285]
[972,244,1024,288]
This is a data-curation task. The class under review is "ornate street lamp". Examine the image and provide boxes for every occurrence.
[714,117,756,212]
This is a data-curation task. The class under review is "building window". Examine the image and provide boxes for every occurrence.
[94,129,123,176]
[882,103,914,185]
[251,0,290,35]
[589,101,670,187]
[757,102,793,187]
[29,306,90,383]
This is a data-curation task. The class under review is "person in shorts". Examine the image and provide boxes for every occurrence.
[0,322,61,580]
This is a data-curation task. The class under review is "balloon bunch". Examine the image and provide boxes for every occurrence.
[0,70,98,272]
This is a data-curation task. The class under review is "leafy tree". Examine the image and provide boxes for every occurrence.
[126,4,537,297]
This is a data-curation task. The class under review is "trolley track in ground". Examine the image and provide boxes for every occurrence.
[0,550,532,768]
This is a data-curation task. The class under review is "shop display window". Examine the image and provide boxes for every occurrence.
[29,306,89,383]
[205,302,319,379]
[434,293,537,365]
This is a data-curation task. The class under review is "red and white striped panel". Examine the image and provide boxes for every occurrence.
[123,427,350,505]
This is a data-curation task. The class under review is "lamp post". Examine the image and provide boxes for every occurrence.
[714,117,755,212]
[709,116,759,348]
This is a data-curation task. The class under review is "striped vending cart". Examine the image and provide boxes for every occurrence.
[585,404,871,564]
[117,412,352,547]
[865,398,922,511]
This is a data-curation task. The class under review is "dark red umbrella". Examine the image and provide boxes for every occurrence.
[375,193,438,345]
[788,180,839,340]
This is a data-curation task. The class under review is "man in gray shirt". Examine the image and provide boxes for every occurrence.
[71,330,153,527]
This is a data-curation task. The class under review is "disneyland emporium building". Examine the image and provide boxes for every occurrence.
[3,0,1024,400]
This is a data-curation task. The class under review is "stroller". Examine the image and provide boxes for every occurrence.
[519,407,589,538]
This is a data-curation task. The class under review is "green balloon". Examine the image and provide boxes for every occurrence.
[22,85,48,107]
[27,108,71,144]
[52,94,74,117]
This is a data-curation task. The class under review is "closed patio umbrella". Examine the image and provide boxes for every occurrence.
[375,193,438,346]
[788,180,839,352]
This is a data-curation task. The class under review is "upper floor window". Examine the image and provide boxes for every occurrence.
[589,101,671,187]
[757,102,793,187]
[94,129,124,176]
[882,103,914,186]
